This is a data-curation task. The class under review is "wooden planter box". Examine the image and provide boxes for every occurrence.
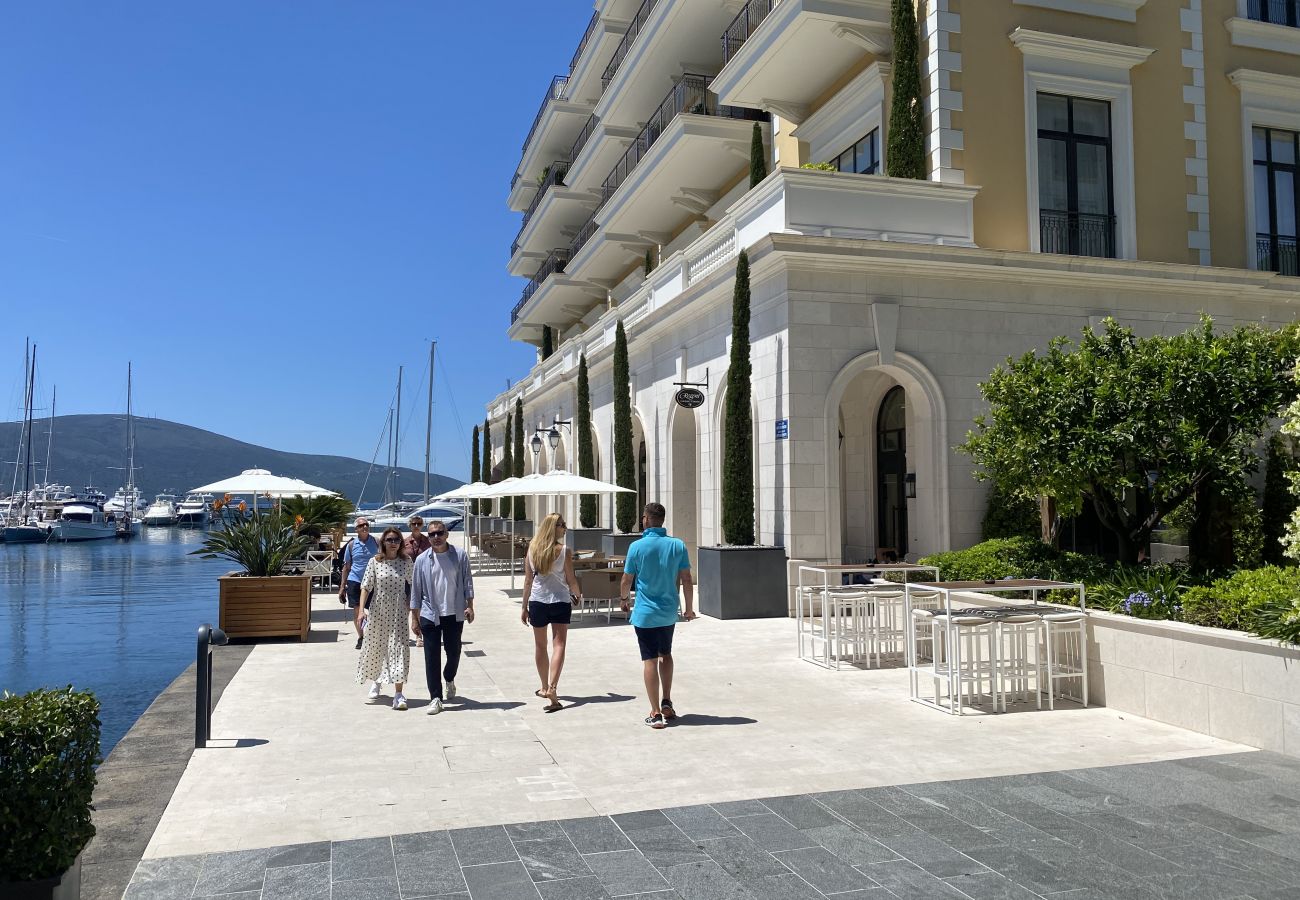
[219,574,311,641]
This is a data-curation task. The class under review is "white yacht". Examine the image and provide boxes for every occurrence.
[50,499,116,541]
[176,493,212,527]
[103,486,145,522]
[143,494,179,526]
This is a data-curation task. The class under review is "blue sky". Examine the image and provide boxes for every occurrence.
[1,2,594,483]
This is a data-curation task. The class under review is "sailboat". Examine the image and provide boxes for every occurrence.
[116,363,141,538]
[3,343,50,543]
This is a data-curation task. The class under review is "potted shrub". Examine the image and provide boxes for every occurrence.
[0,687,101,900]
[193,504,313,641]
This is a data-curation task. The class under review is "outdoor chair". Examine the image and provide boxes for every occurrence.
[929,614,1000,714]
[304,550,334,591]
[1041,612,1088,709]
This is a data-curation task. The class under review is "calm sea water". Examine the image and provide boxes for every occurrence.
[0,527,233,756]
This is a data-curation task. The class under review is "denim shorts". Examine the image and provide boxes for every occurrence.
[528,601,572,628]
[345,581,365,608]
[634,624,675,661]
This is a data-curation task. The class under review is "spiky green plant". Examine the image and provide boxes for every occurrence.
[192,511,311,577]
[279,494,352,539]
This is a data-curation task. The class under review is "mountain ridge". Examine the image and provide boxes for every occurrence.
[0,414,462,503]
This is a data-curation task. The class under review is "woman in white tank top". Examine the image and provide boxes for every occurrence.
[521,513,583,711]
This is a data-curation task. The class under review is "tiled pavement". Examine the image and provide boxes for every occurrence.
[123,750,1300,900]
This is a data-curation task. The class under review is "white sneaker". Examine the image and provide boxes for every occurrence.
[426,698,444,716]
[367,683,381,701]
[392,693,407,711]
[445,681,457,700]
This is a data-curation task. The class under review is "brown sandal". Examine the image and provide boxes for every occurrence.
[544,685,563,713]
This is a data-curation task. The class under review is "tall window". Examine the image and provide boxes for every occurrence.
[1037,93,1116,259]
[1248,0,1300,27]
[876,387,907,559]
[1255,126,1299,276]
[831,129,879,175]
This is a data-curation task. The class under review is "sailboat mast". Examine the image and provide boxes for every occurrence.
[394,366,402,501]
[23,345,36,518]
[10,339,29,501]
[126,363,135,490]
[424,340,435,502]
[44,385,55,485]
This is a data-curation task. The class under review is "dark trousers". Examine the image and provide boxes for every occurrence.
[418,616,464,700]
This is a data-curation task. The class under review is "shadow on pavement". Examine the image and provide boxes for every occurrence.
[672,714,757,727]
[555,692,636,710]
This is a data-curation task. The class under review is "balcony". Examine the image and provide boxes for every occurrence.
[1258,233,1298,276]
[510,76,595,212]
[602,0,661,90]
[514,159,571,255]
[522,76,571,156]
[513,250,572,323]
[1039,211,1117,260]
[711,0,891,119]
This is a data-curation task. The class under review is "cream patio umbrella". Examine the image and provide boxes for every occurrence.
[430,481,493,557]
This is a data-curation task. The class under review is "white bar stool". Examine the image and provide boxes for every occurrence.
[1041,612,1088,709]
[931,614,1001,714]
[865,589,906,667]
[995,614,1043,711]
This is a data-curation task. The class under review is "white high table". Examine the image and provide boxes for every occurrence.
[796,563,940,669]
[904,579,1087,714]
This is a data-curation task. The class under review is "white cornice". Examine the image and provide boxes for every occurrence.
[1229,67,1300,103]
[1224,18,1300,58]
[1012,0,1148,23]
[1010,28,1155,71]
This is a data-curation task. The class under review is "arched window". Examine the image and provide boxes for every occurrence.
[877,386,907,558]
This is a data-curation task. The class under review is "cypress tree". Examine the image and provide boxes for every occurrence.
[513,397,525,520]
[541,326,553,361]
[749,121,767,187]
[470,425,480,515]
[501,414,513,520]
[577,353,597,528]
[613,321,637,532]
[644,250,653,277]
[1263,434,1294,565]
[886,0,926,180]
[721,251,755,546]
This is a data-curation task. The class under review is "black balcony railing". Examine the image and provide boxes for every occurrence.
[513,249,571,323]
[1258,233,1299,276]
[601,74,768,205]
[522,75,570,156]
[1039,210,1117,259]
[1248,0,1300,26]
[569,214,600,260]
[514,160,571,253]
[571,10,601,72]
[722,0,780,64]
[570,113,600,166]
[602,0,661,90]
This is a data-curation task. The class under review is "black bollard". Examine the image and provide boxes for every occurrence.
[195,623,229,748]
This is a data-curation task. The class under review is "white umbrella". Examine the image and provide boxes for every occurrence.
[476,470,634,497]
[433,481,491,500]
[190,468,339,499]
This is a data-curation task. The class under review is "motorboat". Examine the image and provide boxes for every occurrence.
[144,494,179,526]
[50,499,116,541]
[103,486,145,522]
[176,493,212,527]
[347,500,464,533]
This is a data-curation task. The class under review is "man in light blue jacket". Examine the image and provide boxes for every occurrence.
[408,520,475,715]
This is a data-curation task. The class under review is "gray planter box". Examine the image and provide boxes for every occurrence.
[698,545,788,619]
[3,850,81,900]
[602,532,643,557]
[567,527,610,552]
[487,517,503,532]
[512,519,534,538]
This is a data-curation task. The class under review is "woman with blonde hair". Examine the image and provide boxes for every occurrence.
[521,513,582,712]
[357,526,414,710]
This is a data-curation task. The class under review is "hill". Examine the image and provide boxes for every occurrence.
[0,414,462,504]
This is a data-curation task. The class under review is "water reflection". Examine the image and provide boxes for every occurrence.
[0,528,232,754]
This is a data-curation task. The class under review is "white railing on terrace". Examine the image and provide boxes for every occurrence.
[685,230,737,286]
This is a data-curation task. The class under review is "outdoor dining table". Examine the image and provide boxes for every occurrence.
[904,579,1086,714]
[795,563,940,669]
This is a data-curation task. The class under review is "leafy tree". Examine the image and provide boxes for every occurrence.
[980,482,1040,541]
[513,397,525,520]
[577,353,597,528]
[541,326,553,361]
[749,121,766,188]
[1263,433,1296,565]
[722,251,755,545]
[470,425,480,516]
[501,413,513,520]
[887,0,925,180]
[280,493,352,539]
[961,317,1300,565]
[613,320,636,532]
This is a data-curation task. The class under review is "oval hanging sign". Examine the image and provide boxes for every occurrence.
[675,387,705,409]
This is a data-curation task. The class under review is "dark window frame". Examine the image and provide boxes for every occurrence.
[1254,125,1300,275]
[1248,0,1300,28]
[1037,92,1117,259]
[831,128,880,175]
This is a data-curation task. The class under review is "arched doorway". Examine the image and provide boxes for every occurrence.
[670,406,699,562]
[876,386,907,559]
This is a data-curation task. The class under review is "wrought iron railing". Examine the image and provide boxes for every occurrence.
[569,214,600,260]
[722,0,780,64]
[1258,233,1299,276]
[1248,0,1300,26]
[570,113,600,166]
[571,10,601,72]
[513,249,571,322]
[602,0,661,90]
[514,160,570,252]
[521,75,570,156]
[601,75,767,204]
[1039,210,1117,259]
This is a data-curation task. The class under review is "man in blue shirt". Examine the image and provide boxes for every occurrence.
[338,517,379,650]
[620,502,695,729]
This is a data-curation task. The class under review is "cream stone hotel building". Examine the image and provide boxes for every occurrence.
[484,0,1300,572]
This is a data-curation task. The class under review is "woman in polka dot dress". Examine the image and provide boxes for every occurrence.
[357,526,414,709]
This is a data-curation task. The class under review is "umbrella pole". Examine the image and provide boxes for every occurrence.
[510,515,516,591]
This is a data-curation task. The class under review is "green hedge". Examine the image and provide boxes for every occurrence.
[1181,566,1300,631]
[919,537,1110,584]
[0,688,101,881]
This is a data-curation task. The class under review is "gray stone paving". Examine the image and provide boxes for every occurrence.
[123,750,1300,900]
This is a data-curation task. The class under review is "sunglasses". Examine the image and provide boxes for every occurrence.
[429,530,447,538]
[357,524,370,529]
[383,537,402,545]
[557,522,567,528]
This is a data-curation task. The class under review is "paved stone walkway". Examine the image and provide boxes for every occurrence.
[124,750,1300,900]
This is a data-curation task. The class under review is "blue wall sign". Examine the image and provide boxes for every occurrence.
[775,419,789,440]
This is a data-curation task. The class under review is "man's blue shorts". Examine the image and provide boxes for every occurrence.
[634,624,675,660]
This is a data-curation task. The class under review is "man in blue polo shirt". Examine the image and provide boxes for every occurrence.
[338,517,379,650]
[620,502,695,729]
